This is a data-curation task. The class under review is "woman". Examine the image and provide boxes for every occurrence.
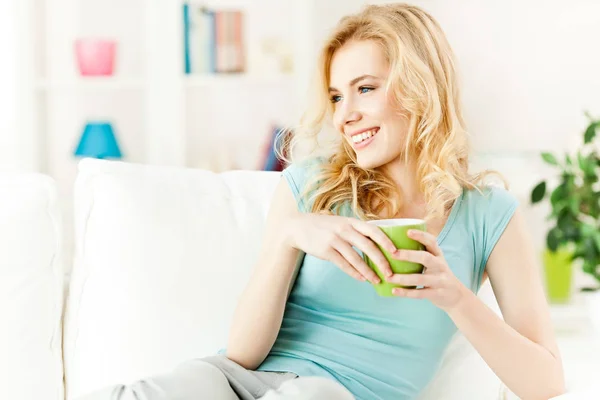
[81,3,565,400]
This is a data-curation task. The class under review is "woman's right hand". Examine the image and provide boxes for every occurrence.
[286,213,396,284]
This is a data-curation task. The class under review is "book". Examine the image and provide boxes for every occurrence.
[260,126,290,171]
[189,7,215,74]
[215,10,244,73]
[183,3,191,74]
[183,4,245,75]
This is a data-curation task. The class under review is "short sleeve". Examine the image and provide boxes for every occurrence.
[281,158,321,213]
[479,186,519,285]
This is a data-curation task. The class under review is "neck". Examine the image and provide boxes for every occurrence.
[379,157,424,208]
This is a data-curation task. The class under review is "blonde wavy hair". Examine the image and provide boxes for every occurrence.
[280,3,501,221]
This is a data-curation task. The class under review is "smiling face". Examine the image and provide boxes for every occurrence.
[329,40,410,170]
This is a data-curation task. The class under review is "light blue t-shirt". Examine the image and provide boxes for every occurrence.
[256,160,518,400]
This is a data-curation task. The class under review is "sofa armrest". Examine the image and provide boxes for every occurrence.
[0,173,64,400]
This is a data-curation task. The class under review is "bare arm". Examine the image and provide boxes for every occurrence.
[447,208,565,399]
[225,178,301,370]
[226,174,397,370]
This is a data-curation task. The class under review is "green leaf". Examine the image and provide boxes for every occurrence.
[581,223,596,238]
[577,152,586,171]
[583,261,595,274]
[566,155,573,166]
[547,229,561,252]
[584,122,598,144]
[593,231,600,253]
[550,184,567,208]
[584,237,598,260]
[564,225,580,242]
[579,153,598,177]
[541,152,559,166]
[568,197,580,214]
[584,173,599,186]
[531,181,546,204]
[573,246,586,260]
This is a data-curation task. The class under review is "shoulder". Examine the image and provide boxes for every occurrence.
[459,185,520,252]
[461,184,519,217]
[464,185,520,259]
[282,157,323,192]
[281,157,326,212]
[456,185,520,289]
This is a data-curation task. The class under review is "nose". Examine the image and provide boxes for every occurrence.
[335,99,362,132]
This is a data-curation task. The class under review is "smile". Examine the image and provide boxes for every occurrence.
[350,128,379,148]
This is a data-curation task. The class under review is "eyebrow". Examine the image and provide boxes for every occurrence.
[328,74,379,93]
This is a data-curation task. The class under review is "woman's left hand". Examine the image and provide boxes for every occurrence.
[386,229,469,312]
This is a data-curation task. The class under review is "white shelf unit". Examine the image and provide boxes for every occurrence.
[29,0,366,179]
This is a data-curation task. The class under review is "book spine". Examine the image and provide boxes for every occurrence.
[205,10,216,74]
[215,11,244,73]
[215,11,225,73]
[189,6,201,74]
[183,3,191,74]
[234,11,244,72]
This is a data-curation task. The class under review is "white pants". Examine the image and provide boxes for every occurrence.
[76,356,355,400]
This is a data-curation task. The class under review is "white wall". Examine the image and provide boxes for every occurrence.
[0,0,18,171]
[0,0,39,172]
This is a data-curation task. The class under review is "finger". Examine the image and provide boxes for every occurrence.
[352,220,398,254]
[386,273,438,287]
[341,228,393,278]
[391,287,432,299]
[393,249,438,269]
[327,249,366,282]
[407,229,442,257]
[332,239,381,284]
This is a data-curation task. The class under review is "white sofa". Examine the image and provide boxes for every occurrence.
[0,159,592,400]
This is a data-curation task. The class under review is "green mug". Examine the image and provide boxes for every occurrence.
[363,218,427,297]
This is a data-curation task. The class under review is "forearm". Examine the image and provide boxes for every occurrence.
[226,237,299,370]
[448,289,565,400]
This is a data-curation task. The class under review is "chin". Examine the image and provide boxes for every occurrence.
[356,150,401,171]
[356,154,385,170]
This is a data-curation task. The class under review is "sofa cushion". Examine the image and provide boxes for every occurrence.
[0,173,64,400]
[64,159,502,399]
[64,159,280,398]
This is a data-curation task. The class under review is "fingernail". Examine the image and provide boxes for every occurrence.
[373,278,381,284]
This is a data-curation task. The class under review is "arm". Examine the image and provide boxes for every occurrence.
[225,178,301,370]
[447,207,565,400]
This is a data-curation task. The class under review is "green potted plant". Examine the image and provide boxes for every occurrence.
[530,114,600,306]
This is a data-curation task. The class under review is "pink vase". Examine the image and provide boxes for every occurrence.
[75,39,117,76]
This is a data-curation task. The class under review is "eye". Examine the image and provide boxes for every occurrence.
[330,94,342,103]
[359,86,374,94]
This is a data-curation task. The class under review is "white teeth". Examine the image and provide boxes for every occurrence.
[352,129,377,144]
